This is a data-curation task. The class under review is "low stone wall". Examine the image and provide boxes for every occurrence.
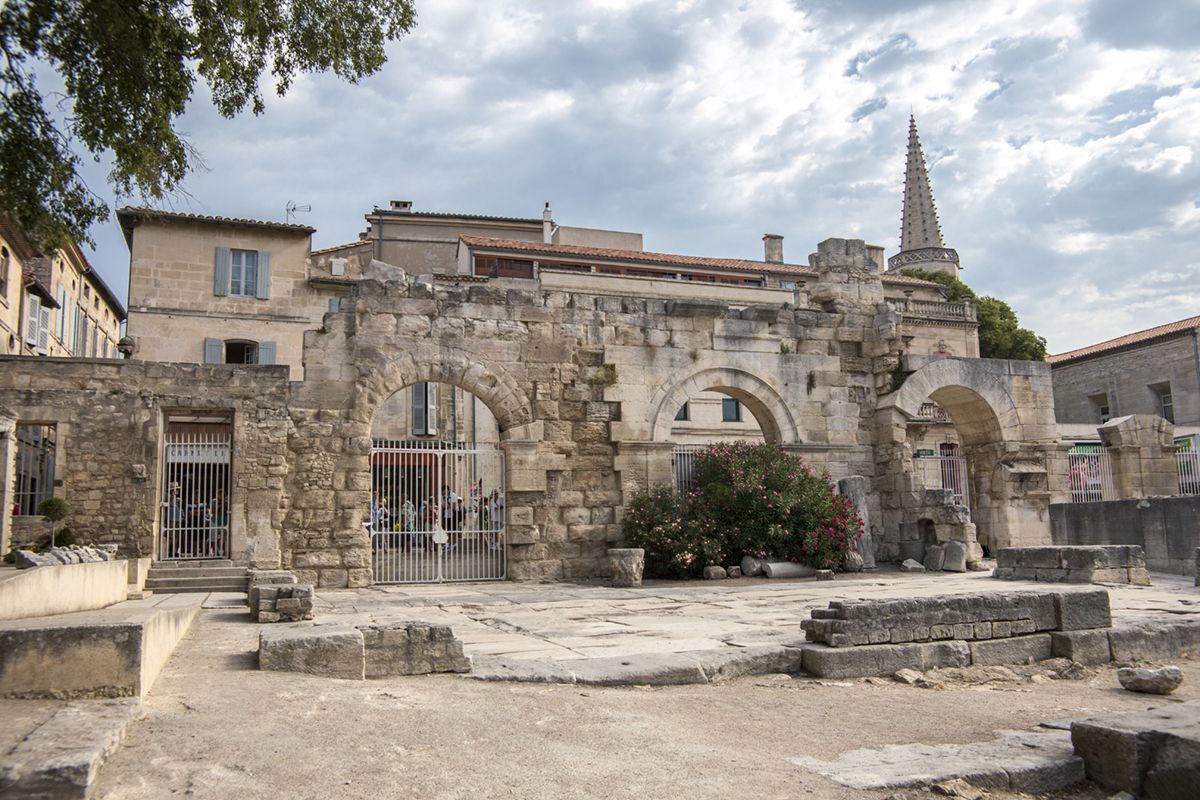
[801,589,1110,648]
[1050,497,1200,575]
[993,545,1151,585]
[249,584,313,622]
[258,621,470,680]
[0,559,130,621]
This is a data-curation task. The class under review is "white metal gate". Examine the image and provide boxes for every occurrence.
[1068,448,1116,502]
[159,427,232,560]
[370,439,506,583]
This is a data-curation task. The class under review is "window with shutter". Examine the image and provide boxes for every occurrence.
[24,295,40,345]
[412,383,427,436]
[426,383,438,435]
[257,341,276,365]
[214,247,231,296]
[203,337,224,364]
[37,306,51,353]
[255,251,271,299]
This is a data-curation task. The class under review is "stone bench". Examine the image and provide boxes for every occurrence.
[1071,701,1200,798]
[993,545,1151,585]
[258,622,471,680]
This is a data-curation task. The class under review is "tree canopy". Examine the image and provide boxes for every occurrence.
[0,0,417,247]
[898,267,1048,361]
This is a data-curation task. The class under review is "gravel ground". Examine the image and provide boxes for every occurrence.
[91,609,1200,800]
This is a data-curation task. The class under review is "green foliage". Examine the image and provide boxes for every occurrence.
[975,296,1048,361]
[623,443,863,577]
[0,1,418,247]
[38,495,68,522]
[898,268,1047,361]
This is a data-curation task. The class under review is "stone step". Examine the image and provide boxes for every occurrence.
[146,566,247,578]
[144,575,248,593]
[150,559,234,569]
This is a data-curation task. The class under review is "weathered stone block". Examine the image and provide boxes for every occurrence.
[258,625,364,680]
[970,634,1052,666]
[800,640,970,678]
[1050,630,1112,665]
[1055,590,1111,631]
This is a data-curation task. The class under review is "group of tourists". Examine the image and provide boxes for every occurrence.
[161,482,230,558]
[369,482,504,552]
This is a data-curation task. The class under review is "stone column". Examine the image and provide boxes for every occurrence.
[0,411,16,557]
[1099,415,1178,498]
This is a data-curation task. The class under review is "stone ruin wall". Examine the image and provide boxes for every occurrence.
[0,239,1064,585]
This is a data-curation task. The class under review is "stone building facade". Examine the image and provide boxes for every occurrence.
[0,238,1063,584]
[1049,314,1200,434]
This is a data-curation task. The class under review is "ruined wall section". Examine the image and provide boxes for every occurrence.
[0,358,292,561]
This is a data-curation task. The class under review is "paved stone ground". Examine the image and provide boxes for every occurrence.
[89,601,1200,800]
[313,566,1200,666]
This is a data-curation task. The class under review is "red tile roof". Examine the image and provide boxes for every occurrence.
[1047,314,1200,365]
[459,235,940,286]
[116,206,315,244]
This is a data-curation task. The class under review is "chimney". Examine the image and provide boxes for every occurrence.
[389,200,413,213]
[543,202,554,244]
[763,234,784,264]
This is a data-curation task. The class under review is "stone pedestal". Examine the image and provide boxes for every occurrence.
[607,548,644,587]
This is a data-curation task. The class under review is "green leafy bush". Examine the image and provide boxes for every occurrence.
[623,443,862,577]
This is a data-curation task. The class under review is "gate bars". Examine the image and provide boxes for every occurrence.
[370,438,506,583]
[159,428,232,560]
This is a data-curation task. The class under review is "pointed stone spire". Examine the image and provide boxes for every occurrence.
[901,115,944,251]
[888,115,961,278]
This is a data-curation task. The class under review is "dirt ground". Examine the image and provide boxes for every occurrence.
[91,609,1200,800]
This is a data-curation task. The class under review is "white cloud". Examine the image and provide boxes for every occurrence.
[71,0,1200,355]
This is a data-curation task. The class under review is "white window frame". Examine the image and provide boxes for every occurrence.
[229,249,259,298]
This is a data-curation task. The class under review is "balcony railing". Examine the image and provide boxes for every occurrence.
[914,402,951,423]
[886,297,977,322]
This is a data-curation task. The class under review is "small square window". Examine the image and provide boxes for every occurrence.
[230,250,259,297]
[674,403,689,421]
[721,397,741,423]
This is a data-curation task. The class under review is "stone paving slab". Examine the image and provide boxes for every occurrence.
[317,568,1200,674]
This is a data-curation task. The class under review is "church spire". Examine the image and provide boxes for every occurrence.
[901,115,944,251]
[888,115,961,278]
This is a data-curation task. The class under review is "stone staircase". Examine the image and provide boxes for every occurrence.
[144,560,249,593]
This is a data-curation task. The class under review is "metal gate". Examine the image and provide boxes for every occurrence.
[370,439,506,583]
[914,455,970,508]
[159,426,232,560]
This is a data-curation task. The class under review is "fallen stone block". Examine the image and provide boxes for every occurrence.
[942,541,968,573]
[1071,701,1200,798]
[703,565,727,580]
[258,625,365,680]
[801,641,970,679]
[969,634,1052,666]
[1117,666,1183,695]
[923,545,945,572]
[900,558,925,572]
[1050,630,1111,665]
[726,565,742,578]
[359,623,470,677]
[14,549,57,569]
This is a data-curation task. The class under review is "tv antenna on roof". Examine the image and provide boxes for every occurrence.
[285,201,311,223]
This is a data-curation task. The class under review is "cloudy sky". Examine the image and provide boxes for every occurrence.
[78,0,1200,354]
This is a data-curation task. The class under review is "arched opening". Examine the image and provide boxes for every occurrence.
[668,389,767,492]
[368,381,506,583]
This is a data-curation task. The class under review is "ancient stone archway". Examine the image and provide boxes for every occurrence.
[876,357,1061,558]
[649,366,801,445]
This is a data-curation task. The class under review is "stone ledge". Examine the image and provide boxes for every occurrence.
[994,546,1151,586]
[0,698,140,800]
[258,621,471,680]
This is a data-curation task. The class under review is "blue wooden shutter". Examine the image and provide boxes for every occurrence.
[426,382,438,435]
[214,247,231,296]
[255,251,271,299]
[257,340,276,365]
[203,337,224,364]
[412,384,427,435]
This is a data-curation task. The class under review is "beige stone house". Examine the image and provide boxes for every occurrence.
[0,217,124,360]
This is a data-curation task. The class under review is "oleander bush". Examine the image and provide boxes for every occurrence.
[624,442,862,577]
